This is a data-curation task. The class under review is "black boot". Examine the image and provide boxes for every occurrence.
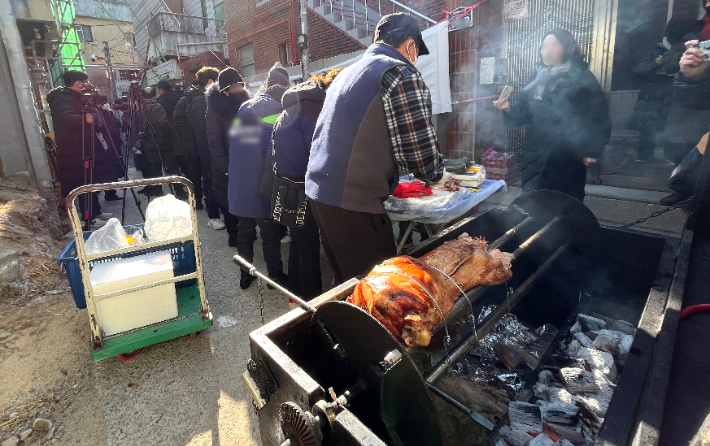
[660,192,684,206]
[104,190,122,201]
[228,233,238,247]
[240,269,255,290]
[267,271,288,290]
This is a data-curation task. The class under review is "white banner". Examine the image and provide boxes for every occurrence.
[416,21,452,115]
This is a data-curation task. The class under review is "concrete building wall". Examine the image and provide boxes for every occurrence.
[10,0,55,22]
[73,16,136,65]
[74,0,132,22]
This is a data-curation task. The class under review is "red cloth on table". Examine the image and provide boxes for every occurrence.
[393,182,433,198]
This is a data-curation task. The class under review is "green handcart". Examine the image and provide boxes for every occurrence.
[63,176,212,361]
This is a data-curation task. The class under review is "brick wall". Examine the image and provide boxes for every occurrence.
[363,0,447,28]
[181,51,228,85]
[444,0,505,160]
[224,0,364,77]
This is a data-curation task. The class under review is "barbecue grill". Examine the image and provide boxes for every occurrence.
[237,190,690,446]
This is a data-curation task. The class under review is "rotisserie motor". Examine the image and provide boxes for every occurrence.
[347,234,514,346]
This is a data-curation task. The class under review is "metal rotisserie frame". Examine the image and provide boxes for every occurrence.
[244,192,690,446]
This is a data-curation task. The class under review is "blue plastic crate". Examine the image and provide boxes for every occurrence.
[57,225,197,309]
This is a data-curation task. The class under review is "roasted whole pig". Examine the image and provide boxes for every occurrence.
[347,234,514,346]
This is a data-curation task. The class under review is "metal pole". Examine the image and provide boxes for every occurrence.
[300,0,310,80]
[103,41,116,102]
[426,382,495,430]
[425,244,569,384]
[386,0,436,23]
[233,255,318,313]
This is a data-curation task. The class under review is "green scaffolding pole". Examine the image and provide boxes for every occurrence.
[50,0,85,86]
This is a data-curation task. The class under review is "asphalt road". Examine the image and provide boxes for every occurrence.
[83,170,334,446]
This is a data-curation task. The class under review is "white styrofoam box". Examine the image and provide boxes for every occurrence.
[90,250,178,336]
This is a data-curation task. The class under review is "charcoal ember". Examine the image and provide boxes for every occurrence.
[560,368,601,394]
[547,386,578,405]
[547,355,586,371]
[576,370,616,417]
[608,319,636,336]
[499,425,533,446]
[494,343,540,371]
[565,340,582,357]
[517,388,534,403]
[619,334,634,359]
[592,330,624,356]
[575,399,603,430]
[538,370,554,385]
[509,402,543,434]
[529,434,556,446]
[546,422,585,444]
[539,401,580,425]
[534,383,550,400]
[577,314,606,332]
[436,375,510,423]
[585,331,598,341]
[469,313,538,360]
[573,332,594,349]
[555,440,575,446]
[578,347,616,379]
[570,321,581,334]
[536,323,558,338]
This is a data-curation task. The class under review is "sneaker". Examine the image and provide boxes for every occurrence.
[280,235,292,244]
[96,212,114,221]
[104,191,122,201]
[207,219,226,230]
[635,158,648,164]
[240,269,255,290]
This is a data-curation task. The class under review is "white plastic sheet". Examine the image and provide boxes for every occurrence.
[386,179,507,224]
[417,21,453,115]
[85,218,129,254]
[144,194,193,242]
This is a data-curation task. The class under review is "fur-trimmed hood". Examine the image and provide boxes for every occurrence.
[206,83,250,118]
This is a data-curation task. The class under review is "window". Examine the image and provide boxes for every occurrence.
[278,42,291,66]
[239,44,255,78]
[213,0,225,21]
[75,25,93,42]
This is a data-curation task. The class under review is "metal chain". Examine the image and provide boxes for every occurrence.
[258,278,265,326]
[619,198,692,229]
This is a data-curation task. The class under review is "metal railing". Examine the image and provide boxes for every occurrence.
[319,0,438,40]
[148,12,226,40]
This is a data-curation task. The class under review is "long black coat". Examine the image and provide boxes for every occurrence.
[173,86,202,157]
[47,87,115,196]
[188,87,208,161]
[504,62,611,201]
[205,84,250,208]
[140,99,179,163]
[157,90,179,124]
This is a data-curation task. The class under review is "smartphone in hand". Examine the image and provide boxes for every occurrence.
[498,85,514,103]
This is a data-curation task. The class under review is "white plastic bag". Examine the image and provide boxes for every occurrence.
[144,194,193,242]
[85,218,129,254]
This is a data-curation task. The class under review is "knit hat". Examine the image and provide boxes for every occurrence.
[218,67,244,90]
[266,62,290,88]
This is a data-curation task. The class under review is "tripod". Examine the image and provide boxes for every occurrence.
[126,82,177,199]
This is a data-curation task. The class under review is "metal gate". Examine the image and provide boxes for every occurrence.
[505,0,617,154]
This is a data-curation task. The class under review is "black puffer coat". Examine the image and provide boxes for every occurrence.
[47,87,114,196]
[173,86,202,157]
[157,90,180,124]
[205,84,250,208]
[504,61,611,201]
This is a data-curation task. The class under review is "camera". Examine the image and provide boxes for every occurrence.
[80,81,99,110]
[692,40,710,60]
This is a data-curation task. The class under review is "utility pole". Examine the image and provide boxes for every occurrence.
[103,41,116,101]
[299,0,310,80]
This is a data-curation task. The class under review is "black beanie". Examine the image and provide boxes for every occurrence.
[266,62,290,88]
[218,67,244,90]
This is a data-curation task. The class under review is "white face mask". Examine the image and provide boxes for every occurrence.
[102,103,110,111]
[406,40,419,65]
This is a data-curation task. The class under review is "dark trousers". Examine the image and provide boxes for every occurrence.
[150,157,185,195]
[665,142,694,166]
[77,192,101,220]
[669,147,703,199]
[197,142,220,219]
[223,207,238,235]
[287,208,322,299]
[311,201,397,285]
[637,125,657,160]
[237,217,283,275]
[177,155,203,201]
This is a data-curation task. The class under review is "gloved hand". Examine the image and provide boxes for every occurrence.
[428,168,449,188]
[393,181,433,199]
